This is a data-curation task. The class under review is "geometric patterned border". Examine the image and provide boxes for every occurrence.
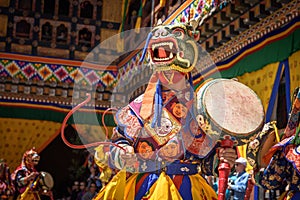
[0,54,118,88]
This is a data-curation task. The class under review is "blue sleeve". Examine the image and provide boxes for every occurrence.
[230,173,249,193]
[258,150,290,190]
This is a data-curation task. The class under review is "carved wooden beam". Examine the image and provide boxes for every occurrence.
[244,0,261,6]
[253,4,269,19]
[224,24,239,38]
[265,0,282,12]
[208,17,223,31]
[215,11,231,26]
[243,11,260,25]
[225,3,241,19]
[234,0,251,13]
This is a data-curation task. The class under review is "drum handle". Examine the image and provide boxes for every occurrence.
[60,93,127,153]
[218,138,234,200]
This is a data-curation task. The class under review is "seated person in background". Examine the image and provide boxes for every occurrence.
[227,157,250,200]
[70,180,80,200]
[82,182,97,200]
[86,165,102,192]
[76,181,86,200]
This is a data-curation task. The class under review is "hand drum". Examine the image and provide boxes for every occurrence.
[196,78,264,145]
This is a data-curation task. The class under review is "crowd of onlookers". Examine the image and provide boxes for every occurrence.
[55,165,104,200]
[0,156,104,200]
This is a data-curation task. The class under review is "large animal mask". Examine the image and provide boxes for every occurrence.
[147,24,200,73]
[22,148,40,168]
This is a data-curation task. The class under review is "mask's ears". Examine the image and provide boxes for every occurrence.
[188,30,200,41]
[187,18,201,42]
[186,40,199,67]
[189,18,200,31]
[157,18,163,26]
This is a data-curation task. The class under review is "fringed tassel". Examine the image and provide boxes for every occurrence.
[139,31,153,63]
[135,0,145,33]
[117,0,130,52]
[151,80,163,128]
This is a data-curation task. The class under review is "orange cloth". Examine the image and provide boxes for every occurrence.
[140,73,158,120]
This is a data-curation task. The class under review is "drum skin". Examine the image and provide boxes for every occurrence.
[39,171,54,191]
[196,79,264,146]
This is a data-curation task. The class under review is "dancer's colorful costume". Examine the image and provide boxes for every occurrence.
[11,148,41,200]
[94,23,219,200]
[253,89,300,200]
[0,159,15,199]
[88,19,267,199]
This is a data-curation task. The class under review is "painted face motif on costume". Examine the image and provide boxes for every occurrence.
[154,118,173,137]
[137,140,154,160]
[159,137,181,160]
[196,115,207,131]
[161,143,179,157]
[172,103,188,119]
[247,157,256,167]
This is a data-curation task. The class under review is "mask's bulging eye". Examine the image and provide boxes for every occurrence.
[172,28,185,39]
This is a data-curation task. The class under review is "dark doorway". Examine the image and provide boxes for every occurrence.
[37,125,90,199]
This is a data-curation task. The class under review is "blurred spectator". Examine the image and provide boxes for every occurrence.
[86,166,101,192]
[227,157,250,200]
[70,181,80,200]
[212,176,219,194]
[76,181,86,200]
[81,182,97,200]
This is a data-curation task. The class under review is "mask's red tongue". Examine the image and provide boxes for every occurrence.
[158,47,167,58]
